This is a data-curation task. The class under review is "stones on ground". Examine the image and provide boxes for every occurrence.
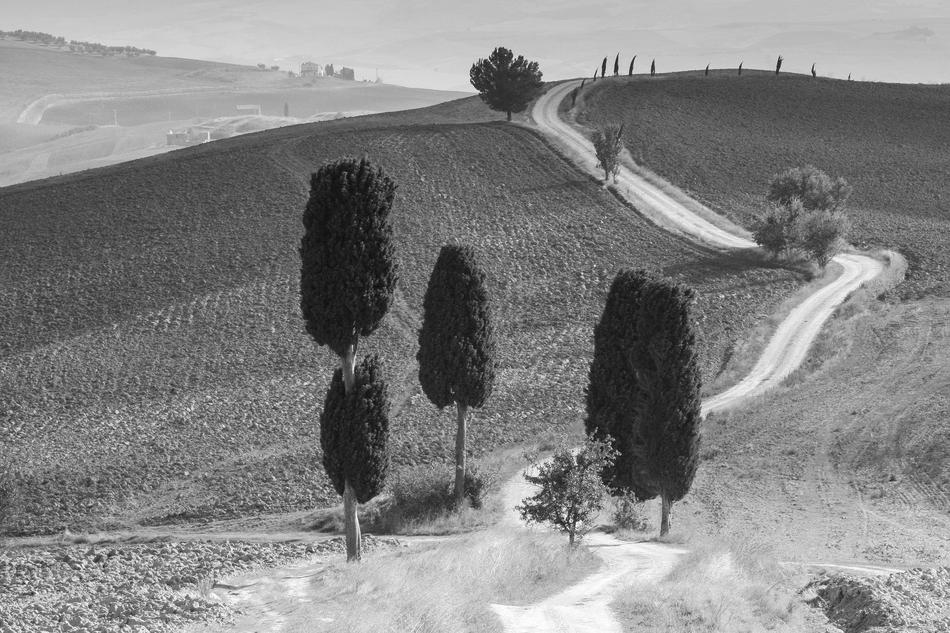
[0,535,395,631]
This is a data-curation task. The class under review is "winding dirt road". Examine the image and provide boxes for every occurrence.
[487,79,892,633]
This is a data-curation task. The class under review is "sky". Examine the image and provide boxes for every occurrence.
[5,0,950,90]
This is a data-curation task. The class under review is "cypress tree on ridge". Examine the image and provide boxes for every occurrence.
[584,269,702,536]
[613,53,620,76]
[418,245,498,507]
[628,55,636,76]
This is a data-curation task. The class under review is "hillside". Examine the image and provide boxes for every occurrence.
[575,71,950,565]
[0,102,804,535]
[576,71,950,299]
[0,38,470,186]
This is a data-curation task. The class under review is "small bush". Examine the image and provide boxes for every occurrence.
[767,165,852,212]
[391,462,497,518]
[752,200,803,258]
[612,493,651,532]
[797,208,850,269]
[592,124,625,183]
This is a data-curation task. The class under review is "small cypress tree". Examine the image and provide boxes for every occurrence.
[650,59,656,76]
[705,64,710,76]
[418,245,498,507]
[738,61,743,76]
[613,53,620,76]
[628,55,636,76]
[300,156,398,561]
[601,56,607,78]
[593,67,598,82]
[585,270,702,536]
[776,55,784,75]
[592,123,625,183]
[811,63,817,78]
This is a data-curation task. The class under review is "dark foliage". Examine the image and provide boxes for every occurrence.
[738,61,743,76]
[705,64,710,77]
[651,59,656,76]
[584,269,702,504]
[776,55,784,75]
[469,47,543,121]
[417,245,497,410]
[628,56,636,76]
[601,56,607,78]
[613,53,620,76]
[299,157,399,358]
[812,63,817,78]
[320,356,391,504]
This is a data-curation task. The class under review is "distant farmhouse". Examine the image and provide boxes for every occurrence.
[300,61,325,79]
[299,61,355,81]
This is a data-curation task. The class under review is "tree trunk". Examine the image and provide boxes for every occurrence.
[454,403,468,508]
[660,493,673,537]
[342,343,356,392]
[344,480,361,562]
[341,344,359,562]
[506,111,512,122]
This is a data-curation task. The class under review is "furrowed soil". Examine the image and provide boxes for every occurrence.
[0,101,804,536]
[578,71,950,299]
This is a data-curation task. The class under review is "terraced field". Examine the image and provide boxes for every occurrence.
[0,104,805,535]
[577,71,950,298]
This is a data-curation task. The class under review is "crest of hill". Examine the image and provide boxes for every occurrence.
[576,71,950,299]
[0,98,804,535]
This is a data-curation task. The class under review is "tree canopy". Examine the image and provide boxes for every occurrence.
[470,47,543,121]
[299,157,399,358]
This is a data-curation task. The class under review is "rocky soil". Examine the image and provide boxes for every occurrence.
[0,535,395,632]
[809,567,950,633]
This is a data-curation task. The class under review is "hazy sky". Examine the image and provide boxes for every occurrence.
[5,1,950,89]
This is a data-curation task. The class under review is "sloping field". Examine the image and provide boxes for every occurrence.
[577,71,950,298]
[0,107,803,535]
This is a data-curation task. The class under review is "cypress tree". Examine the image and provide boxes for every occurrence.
[321,355,390,505]
[300,156,398,561]
[705,64,710,77]
[738,61,743,76]
[628,55,636,76]
[613,53,620,76]
[601,56,607,78]
[650,59,656,76]
[584,270,702,536]
[812,63,817,78]
[776,55,784,75]
[418,245,498,507]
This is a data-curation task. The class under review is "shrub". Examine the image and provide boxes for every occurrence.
[592,123,625,183]
[390,462,497,518]
[751,199,803,258]
[767,165,852,212]
[517,438,617,545]
[797,208,851,269]
[612,492,651,532]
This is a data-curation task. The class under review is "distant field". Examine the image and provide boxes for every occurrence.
[0,108,802,535]
[577,71,950,298]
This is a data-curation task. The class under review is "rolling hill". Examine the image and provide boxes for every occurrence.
[576,70,950,565]
[576,70,950,299]
[0,99,803,535]
[0,37,470,186]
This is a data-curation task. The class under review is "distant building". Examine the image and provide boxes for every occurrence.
[300,61,325,78]
[338,66,355,81]
[166,127,212,146]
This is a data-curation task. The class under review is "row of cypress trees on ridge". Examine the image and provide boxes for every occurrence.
[589,52,828,80]
[299,157,498,562]
[300,156,702,559]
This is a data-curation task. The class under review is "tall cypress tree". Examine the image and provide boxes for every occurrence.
[628,55,636,76]
[601,56,607,78]
[417,245,497,507]
[613,53,620,76]
[300,156,398,561]
[585,269,702,536]
[651,59,656,76]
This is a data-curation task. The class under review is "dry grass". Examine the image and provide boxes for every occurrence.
[611,538,824,632]
[293,531,598,633]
